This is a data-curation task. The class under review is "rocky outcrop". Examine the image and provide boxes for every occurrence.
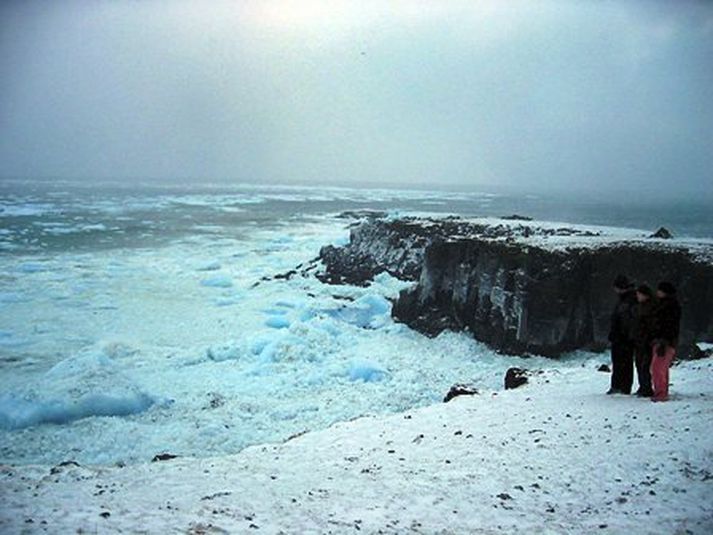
[504,368,529,390]
[317,218,456,285]
[319,216,713,358]
[443,384,479,402]
[650,227,673,239]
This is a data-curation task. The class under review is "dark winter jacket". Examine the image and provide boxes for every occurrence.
[608,289,637,345]
[651,295,682,347]
[633,299,656,353]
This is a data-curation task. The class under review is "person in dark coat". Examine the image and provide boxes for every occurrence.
[607,274,637,394]
[632,284,655,397]
[650,281,682,402]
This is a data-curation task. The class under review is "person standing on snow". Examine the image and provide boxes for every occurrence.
[607,274,637,395]
[632,284,655,397]
[650,281,681,402]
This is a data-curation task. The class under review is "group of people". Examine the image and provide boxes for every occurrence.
[608,275,681,402]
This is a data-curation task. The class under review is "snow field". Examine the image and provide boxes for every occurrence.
[1,359,710,533]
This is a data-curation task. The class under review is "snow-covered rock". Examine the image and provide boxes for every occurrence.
[320,216,713,357]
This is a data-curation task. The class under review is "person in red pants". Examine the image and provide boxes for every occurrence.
[650,282,681,402]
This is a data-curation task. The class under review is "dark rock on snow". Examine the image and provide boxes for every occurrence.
[650,227,673,239]
[152,453,179,462]
[50,461,81,475]
[504,368,529,390]
[319,216,713,358]
[598,364,612,373]
[443,384,479,402]
[686,344,713,361]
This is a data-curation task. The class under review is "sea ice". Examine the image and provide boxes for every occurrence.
[0,330,29,348]
[200,275,233,288]
[214,296,241,307]
[266,316,291,329]
[206,343,244,362]
[196,261,222,271]
[17,262,47,273]
[328,293,391,329]
[0,348,157,430]
[347,360,388,382]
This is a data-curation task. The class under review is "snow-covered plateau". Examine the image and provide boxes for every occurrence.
[2,358,711,534]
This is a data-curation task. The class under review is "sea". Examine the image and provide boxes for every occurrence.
[1,179,711,466]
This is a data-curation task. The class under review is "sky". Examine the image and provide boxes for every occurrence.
[1,0,712,196]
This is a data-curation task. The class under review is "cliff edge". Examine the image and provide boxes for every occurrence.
[319,215,713,357]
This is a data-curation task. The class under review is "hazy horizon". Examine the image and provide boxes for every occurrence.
[2,1,712,198]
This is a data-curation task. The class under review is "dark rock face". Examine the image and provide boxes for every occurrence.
[504,368,529,389]
[319,217,713,358]
[443,384,479,402]
[316,218,448,285]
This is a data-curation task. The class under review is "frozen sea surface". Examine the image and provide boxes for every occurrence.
[0,182,707,466]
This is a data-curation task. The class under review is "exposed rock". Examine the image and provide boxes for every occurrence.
[50,461,81,475]
[152,453,179,462]
[254,256,320,287]
[598,364,612,373]
[443,384,479,402]
[318,216,713,358]
[687,344,713,361]
[504,368,529,390]
[650,227,673,239]
[336,209,388,221]
[501,214,533,221]
[316,218,440,285]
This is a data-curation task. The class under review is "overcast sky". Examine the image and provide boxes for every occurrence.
[1,0,712,196]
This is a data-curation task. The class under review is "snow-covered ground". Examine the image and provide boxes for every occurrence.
[388,214,713,263]
[2,358,711,534]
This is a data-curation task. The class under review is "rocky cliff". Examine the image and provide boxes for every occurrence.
[319,216,713,358]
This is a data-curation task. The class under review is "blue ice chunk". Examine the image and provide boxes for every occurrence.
[0,392,156,430]
[215,296,241,307]
[299,308,319,322]
[258,341,281,362]
[17,262,47,273]
[0,349,164,430]
[249,335,273,356]
[266,316,290,329]
[0,331,29,348]
[327,294,391,329]
[347,361,387,383]
[201,275,233,288]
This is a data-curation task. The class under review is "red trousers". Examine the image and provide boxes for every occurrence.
[650,345,675,402]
